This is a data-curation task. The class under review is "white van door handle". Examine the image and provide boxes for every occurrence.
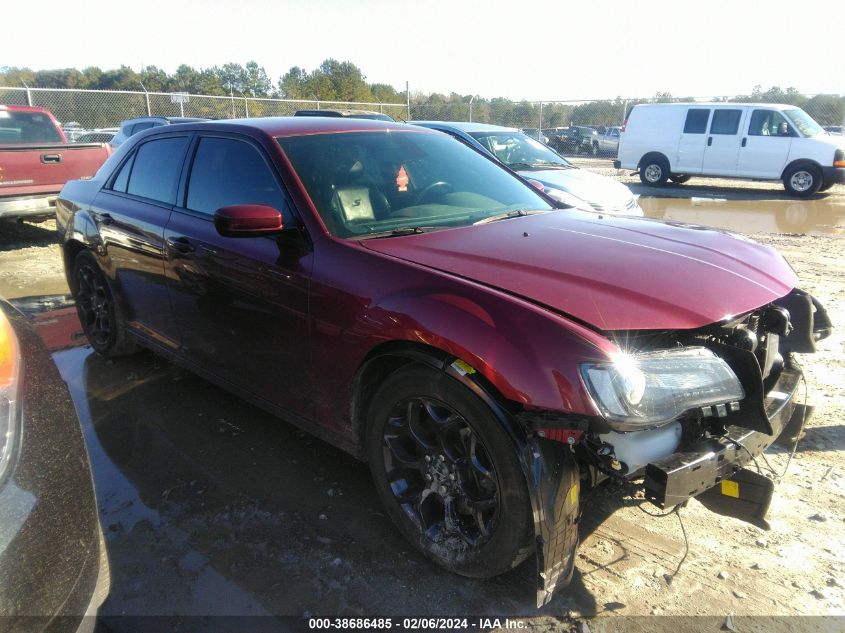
[707,137,713,146]
[741,137,747,147]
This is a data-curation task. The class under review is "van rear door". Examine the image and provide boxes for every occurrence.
[676,108,712,173]
[702,108,746,175]
[736,109,793,178]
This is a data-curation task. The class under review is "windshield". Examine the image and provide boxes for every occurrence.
[468,132,572,169]
[783,109,825,137]
[277,131,554,238]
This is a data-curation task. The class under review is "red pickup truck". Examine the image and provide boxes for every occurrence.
[0,105,111,221]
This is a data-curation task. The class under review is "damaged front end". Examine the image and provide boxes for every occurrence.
[511,288,831,607]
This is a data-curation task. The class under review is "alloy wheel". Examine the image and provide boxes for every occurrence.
[76,265,112,346]
[381,397,499,547]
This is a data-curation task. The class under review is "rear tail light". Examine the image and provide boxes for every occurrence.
[0,310,21,482]
[835,149,845,168]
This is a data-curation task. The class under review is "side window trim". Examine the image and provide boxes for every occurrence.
[179,132,295,216]
[103,133,191,208]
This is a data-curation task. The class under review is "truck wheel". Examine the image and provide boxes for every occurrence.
[366,364,534,578]
[669,174,691,184]
[73,250,138,358]
[640,156,670,186]
[783,164,822,197]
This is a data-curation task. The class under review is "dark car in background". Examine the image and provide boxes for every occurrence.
[110,116,208,148]
[0,300,109,629]
[544,125,600,155]
[56,116,829,606]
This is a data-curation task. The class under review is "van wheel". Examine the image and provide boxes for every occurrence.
[818,182,835,192]
[669,174,691,184]
[640,157,670,186]
[783,164,822,197]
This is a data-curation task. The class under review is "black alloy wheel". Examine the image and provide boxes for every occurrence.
[382,396,499,546]
[367,365,533,578]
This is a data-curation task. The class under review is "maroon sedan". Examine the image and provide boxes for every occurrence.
[56,117,830,606]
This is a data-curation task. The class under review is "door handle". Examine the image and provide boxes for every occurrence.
[40,153,62,164]
[741,137,747,147]
[92,212,115,226]
[166,236,195,253]
[707,137,713,146]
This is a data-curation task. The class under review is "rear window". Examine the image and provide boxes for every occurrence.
[0,110,63,144]
[683,109,710,134]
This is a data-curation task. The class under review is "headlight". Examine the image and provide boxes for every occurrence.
[544,187,593,212]
[0,309,21,483]
[580,347,744,431]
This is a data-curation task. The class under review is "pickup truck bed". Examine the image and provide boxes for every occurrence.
[0,105,111,221]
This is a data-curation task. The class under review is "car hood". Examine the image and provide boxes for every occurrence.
[519,167,639,213]
[361,211,798,331]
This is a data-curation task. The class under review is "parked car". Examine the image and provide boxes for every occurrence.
[75,128,118,144]
[111,116,208,148]
[412,121,642,215]
[294,109,395,121]
[61,121,88,143]
[543,126,600,155]
[594,126,621,155]
[0,299,109,627]
[823,126,843,136]
[521,128,549,144]
[57,117,830,606]
[616,103,845,196]
[0,105,112,221]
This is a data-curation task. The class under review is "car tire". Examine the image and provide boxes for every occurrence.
[783,164,822,198]
[72,250,138,358]
[366,364,534,578]
[639,156,670,186]
[818,181,835,192]
[669,174,691,184]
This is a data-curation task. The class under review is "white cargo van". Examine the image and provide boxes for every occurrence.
[616,103,845,197]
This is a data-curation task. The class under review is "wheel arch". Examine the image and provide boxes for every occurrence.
[350,340,518,457]
[62,239,88,291]
[780,158,823,181]
[638,151,671,170]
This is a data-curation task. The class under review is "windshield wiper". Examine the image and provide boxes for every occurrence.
[473,209,546,225]
[360,226,441,239]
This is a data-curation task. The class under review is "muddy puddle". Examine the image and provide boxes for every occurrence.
[638,196,845,236]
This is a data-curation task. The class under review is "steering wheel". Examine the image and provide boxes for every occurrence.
[414,181,453,205]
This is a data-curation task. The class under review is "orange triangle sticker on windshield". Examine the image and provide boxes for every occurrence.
[396,165,409,192]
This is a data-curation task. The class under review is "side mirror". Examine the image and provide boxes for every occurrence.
[214,204,283,237]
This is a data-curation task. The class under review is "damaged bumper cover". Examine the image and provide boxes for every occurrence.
[644,362,803,508]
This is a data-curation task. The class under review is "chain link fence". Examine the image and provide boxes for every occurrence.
[0,86,408,131]
[2,86,843,158]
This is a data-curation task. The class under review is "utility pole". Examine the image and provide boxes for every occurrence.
[139,82,151,116]
[469,95,475,122]
[21,80,32,106]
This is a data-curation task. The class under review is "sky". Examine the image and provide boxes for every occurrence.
[2,0,843,102]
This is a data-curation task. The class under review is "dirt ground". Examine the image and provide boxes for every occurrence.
[1,184,844,631]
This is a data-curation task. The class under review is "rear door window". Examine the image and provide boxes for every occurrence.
[185,136,289,219]
[110,154,135,193]
[683,109,711,134]
[710,109,743,135]
[125,136,189,204]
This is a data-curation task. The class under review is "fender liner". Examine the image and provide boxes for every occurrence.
[440,358,580,608]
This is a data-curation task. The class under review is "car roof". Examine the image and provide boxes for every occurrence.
[0,104,54,114]
[411,120,519,133]
[139,116,433,137]
[635,102,798,110]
